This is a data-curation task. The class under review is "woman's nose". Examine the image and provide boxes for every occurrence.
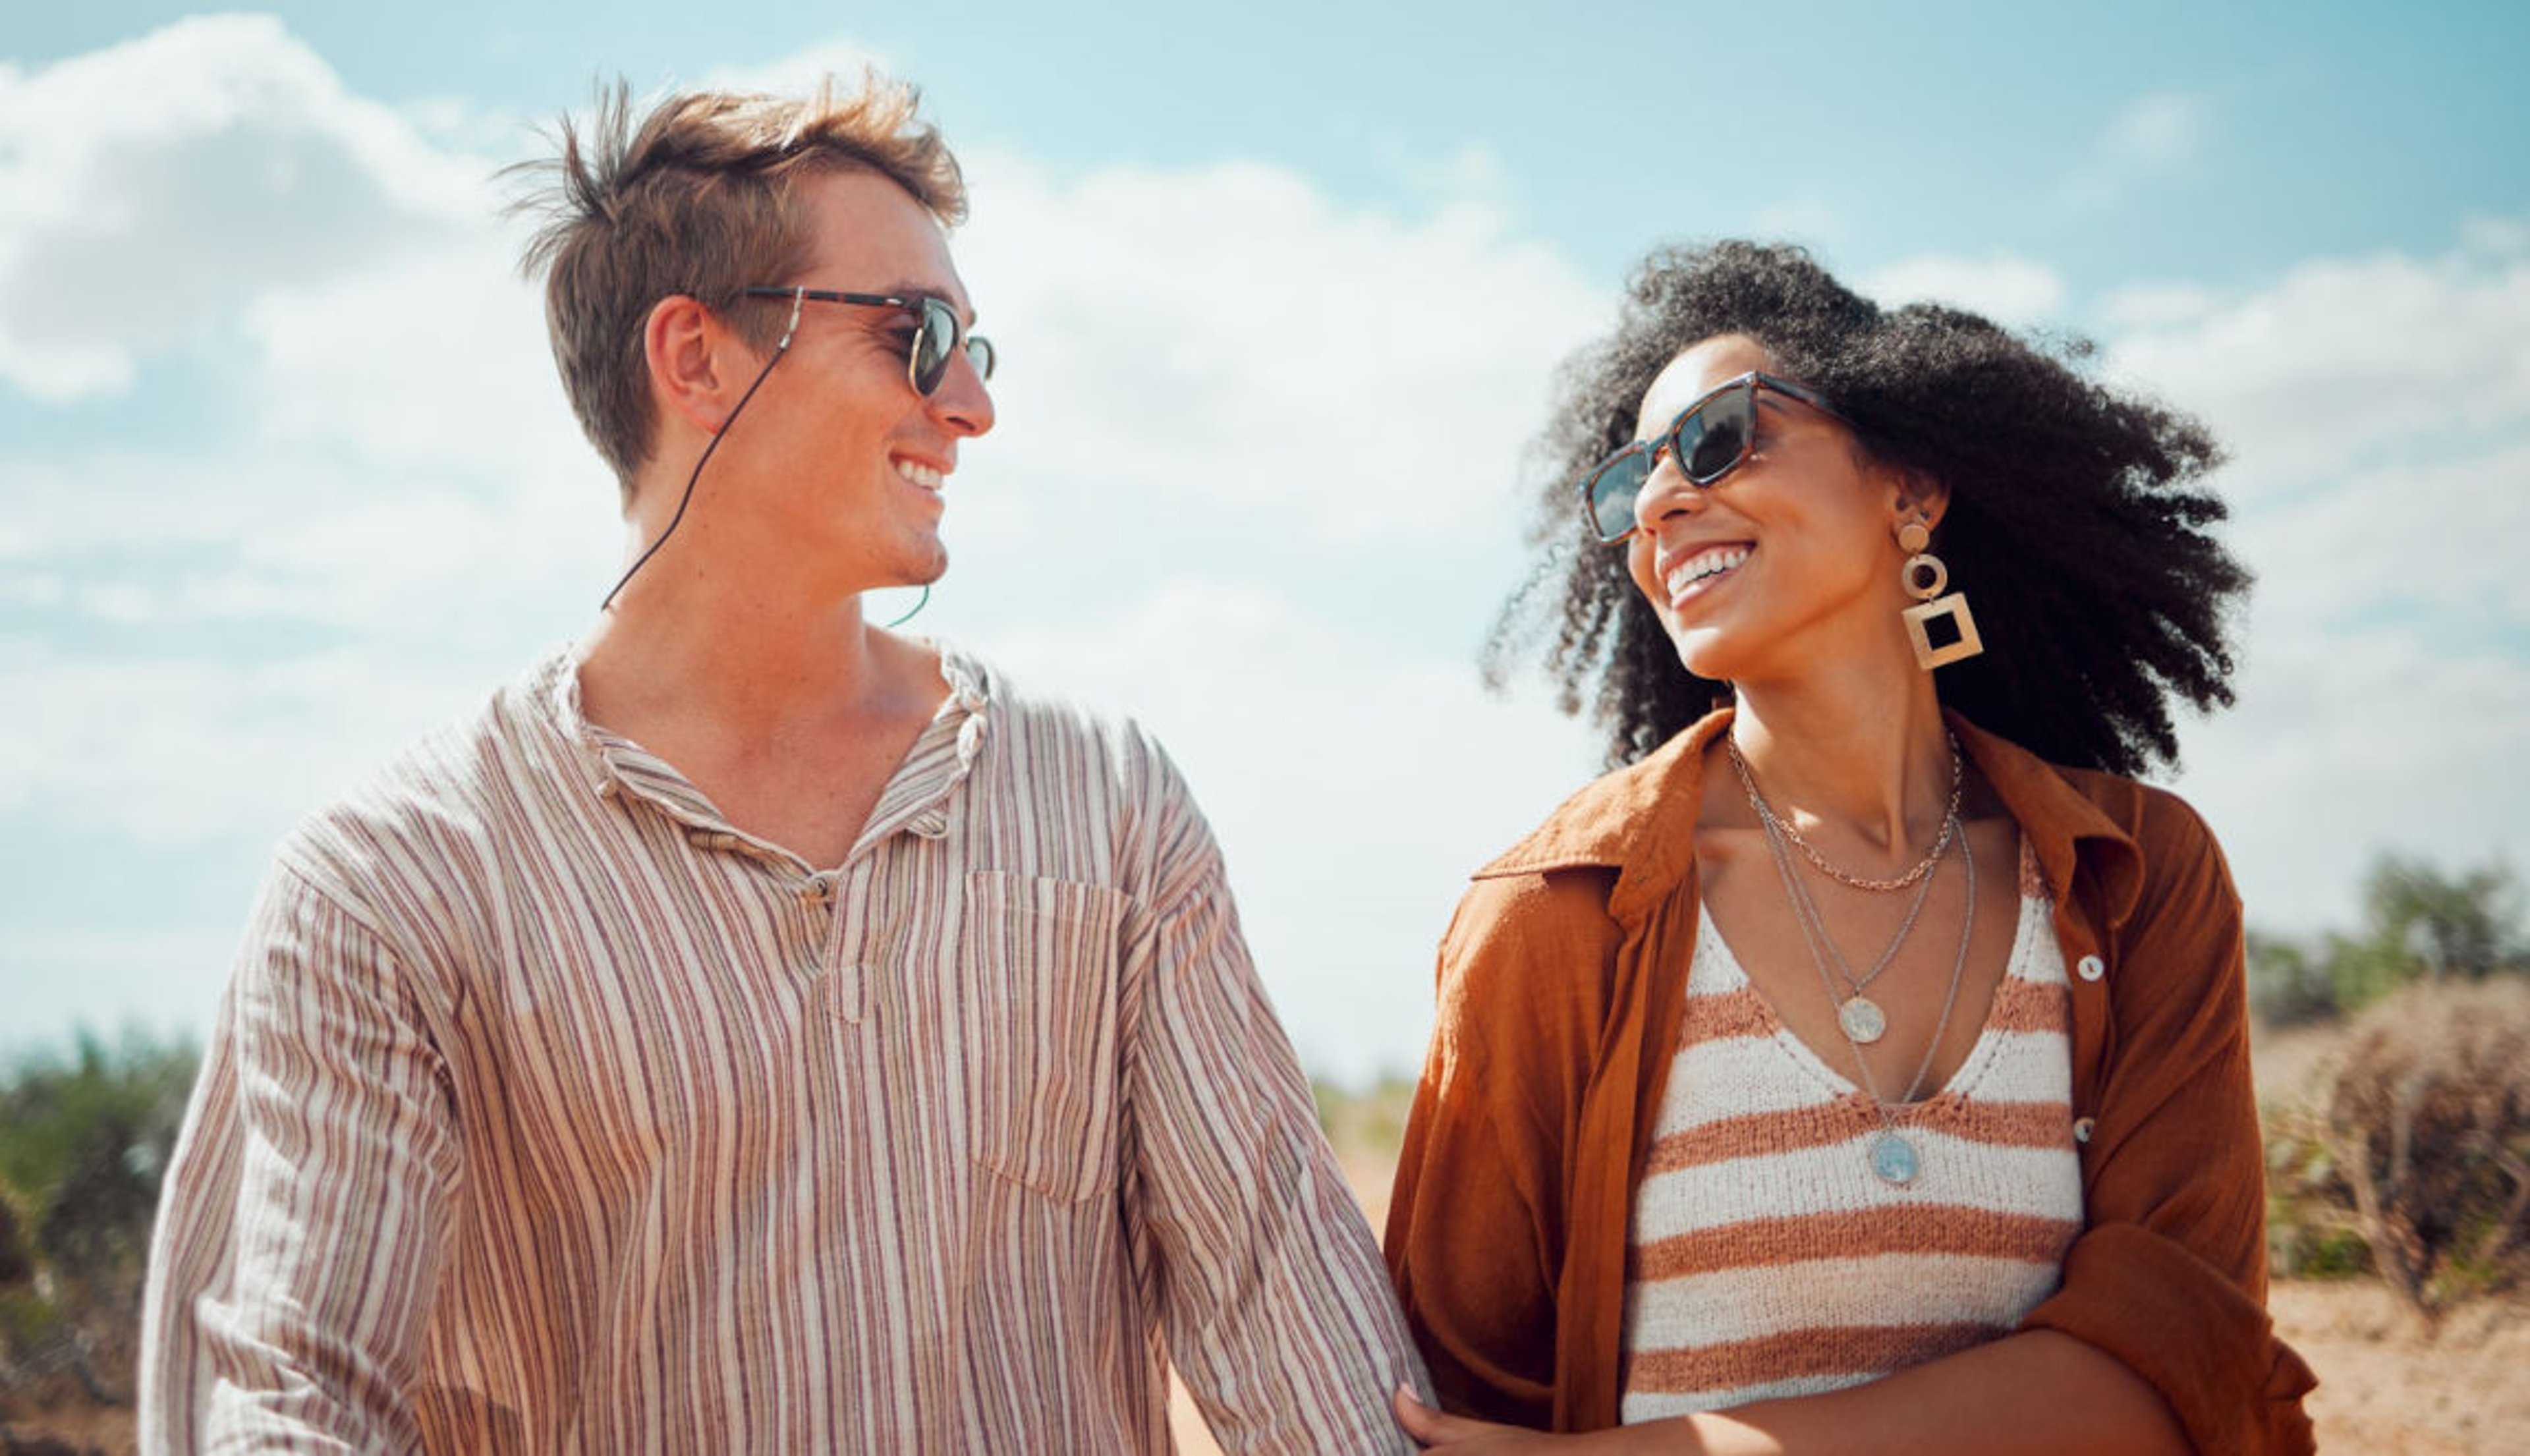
[1632,450,1702,534]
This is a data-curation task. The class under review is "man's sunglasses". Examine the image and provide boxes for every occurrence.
[1577,371,1850,544]
[737,285,996,396]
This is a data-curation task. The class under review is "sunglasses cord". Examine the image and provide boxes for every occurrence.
[884,584,930,629]
[600,291,808,613]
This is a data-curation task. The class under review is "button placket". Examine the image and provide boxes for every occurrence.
[811,863,875,1023]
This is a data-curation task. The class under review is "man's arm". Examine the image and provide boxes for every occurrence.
[140,862,463,1453]
[1113,754,1428,1455]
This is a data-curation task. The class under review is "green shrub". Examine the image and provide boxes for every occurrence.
[2247,930,2339,1028]
[2253,856,2529,1029]
[0,1030,198,1407]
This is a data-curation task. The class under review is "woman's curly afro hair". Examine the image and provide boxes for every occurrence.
[1486,240,2249,778]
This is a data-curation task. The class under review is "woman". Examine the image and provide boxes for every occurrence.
[1384,242,2315,1454]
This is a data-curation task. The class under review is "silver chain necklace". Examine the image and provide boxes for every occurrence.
[1731,734,1965,892]
[1782,810,1950,1044]
[1727,738,1953,1042]
[1751,800,1979,1187]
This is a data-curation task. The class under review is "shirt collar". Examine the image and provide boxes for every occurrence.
[529,640,998,847]
[1473,704,2143,927]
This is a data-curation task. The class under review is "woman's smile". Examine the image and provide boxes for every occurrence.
[1658,542,1753,607]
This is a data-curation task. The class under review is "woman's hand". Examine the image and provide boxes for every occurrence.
[1392,1387,1793,1455]
[1393,1387,1575,1451]
[1392,1388,1672,1453]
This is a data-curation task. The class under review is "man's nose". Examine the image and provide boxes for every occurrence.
[930,349,994,437]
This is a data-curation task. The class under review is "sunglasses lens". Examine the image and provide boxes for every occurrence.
[963,334,996,383]
[1584,452,1652,542]
[1679,385,1755,482]
[909,299,957,394]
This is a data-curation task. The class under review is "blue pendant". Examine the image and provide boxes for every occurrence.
[1870,1131,1921,1186]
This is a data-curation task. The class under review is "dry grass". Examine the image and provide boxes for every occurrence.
[2266,980,2530,1320]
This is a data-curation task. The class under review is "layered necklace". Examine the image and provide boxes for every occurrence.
[1727,735,1977,1187]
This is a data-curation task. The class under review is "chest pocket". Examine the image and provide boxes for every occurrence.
[959,871,1127,1202]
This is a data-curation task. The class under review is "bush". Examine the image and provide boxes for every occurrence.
[2268,980,2530,1322]
[2252,856,2529,1029]
[2246,930,2339,1028]
[0,1032,197,1409]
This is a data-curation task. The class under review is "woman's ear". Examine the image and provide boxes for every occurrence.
[1890,467,1953,535]
[643,294,749,437]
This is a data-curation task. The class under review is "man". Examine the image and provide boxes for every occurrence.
[140,76,1424,1452]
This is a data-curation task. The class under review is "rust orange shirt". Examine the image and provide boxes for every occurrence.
[1386,707,2317,1455]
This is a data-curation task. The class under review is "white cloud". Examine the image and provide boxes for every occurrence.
[2460,215,2530,257]
[0,640,509,845]
[966,575,1601,1080]
[951,149,1608,545]
[2177,634,2530,932]
[2094,279,2224,332]
[2104,234,2530,500]
[1,24,1616,1075]
[240,225,584,480]
[9,20,2526,1086]
[0,926,245,1055]
[1862,252,2067,327]
[2102,225,2530,934]
[698,39,896,97]
[0,14,490,401]
[2054,90,2214,212]
[2236,437,2530,633]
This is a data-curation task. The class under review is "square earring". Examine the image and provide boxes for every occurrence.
[1902,592,1984,669]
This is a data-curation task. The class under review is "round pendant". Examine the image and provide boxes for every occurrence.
[1838,995,1888,1044]
[1869,1131,1921,1186]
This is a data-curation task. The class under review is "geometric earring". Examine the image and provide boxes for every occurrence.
[1896,518,1984,669]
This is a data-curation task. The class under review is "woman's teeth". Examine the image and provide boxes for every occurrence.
[1666,546,1749,597]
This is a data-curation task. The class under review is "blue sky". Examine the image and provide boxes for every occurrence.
[5,5,2527,1079]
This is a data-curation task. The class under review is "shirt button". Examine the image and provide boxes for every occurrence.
[2075,954,2106,982]
[2073,1117,2096,1144]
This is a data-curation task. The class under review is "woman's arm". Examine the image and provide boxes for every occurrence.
[1397,1329,2183,1454]
[2012,787,2316,1455]
[1388,871,1622,1426]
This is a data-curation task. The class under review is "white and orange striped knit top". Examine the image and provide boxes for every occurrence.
[1620,847,2083,1418]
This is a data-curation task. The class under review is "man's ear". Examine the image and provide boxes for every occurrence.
[643,294,752,437]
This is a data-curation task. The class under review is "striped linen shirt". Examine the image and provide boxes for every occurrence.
[140,645,1424,1453]
[1619,848,2083,1418]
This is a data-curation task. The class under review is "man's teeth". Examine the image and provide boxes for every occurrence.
[895,459,944,488]
[1667,546,1749,596]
